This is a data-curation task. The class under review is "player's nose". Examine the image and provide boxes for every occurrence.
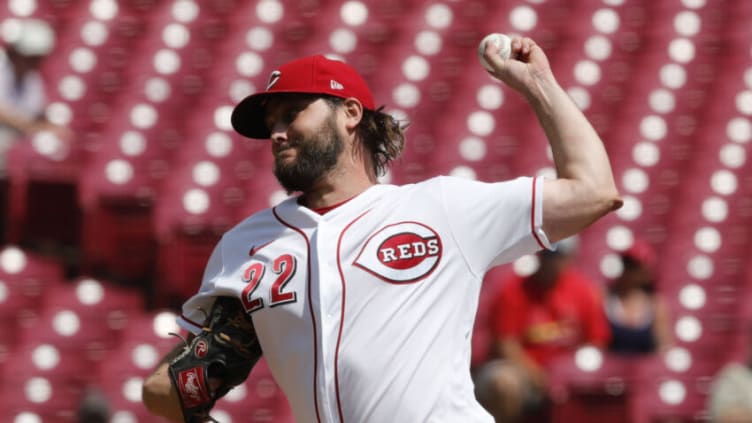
[269,121,288,143]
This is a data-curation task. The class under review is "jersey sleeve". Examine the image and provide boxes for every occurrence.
[176,240,226,334]
[438,176,552,276]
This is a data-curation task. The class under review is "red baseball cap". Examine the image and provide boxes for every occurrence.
[621,238,657,271]
[231,55,376,139]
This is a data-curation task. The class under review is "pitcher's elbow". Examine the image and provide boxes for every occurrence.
[580,176,622,214]
[605,190,623,212]
[597,187,623,217]
[590,184,622,216]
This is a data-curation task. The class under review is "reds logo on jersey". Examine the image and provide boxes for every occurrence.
[354,222,442,283]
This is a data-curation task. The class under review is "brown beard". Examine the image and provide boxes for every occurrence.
[273,114,344,193]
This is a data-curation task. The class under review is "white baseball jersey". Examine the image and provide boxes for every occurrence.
[178,175,550,423]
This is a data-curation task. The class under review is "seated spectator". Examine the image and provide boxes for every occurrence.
[77,387,110,423]
[475,237,610,422]
[707,328,752,423]
[0,18,69,176]
[708,361,752,423]
[605,239,671,355]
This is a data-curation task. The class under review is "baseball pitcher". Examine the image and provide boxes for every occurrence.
[142,35,622,422]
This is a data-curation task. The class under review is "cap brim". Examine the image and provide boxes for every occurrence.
[231,92,273,139]
[232,89,367,139]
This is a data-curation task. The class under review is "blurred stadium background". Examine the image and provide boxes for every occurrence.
[0,0,750,421]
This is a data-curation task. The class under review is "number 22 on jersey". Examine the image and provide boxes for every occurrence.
[241,254,298,313]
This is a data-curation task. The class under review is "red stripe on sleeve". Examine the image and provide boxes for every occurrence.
[531,176,546,249]
[180,313,203,330]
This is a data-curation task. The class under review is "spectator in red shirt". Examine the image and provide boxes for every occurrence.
[475,237,610,422]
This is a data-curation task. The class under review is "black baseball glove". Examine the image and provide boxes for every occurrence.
[168,296,263,423]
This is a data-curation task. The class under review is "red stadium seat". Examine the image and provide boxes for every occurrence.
[0,245,65,305]
[547,349,636,423]
[74,0,234,284]
[0,342,90,421]
[3,0,157,249]
[40,276,145,347]
[0,246,67,354]
[17,306,115,368]
[96,310,185,418]
[212,358,296,423]
[117,309,184,348]
[629,355,722,423]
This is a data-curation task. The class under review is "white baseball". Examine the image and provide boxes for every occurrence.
[478,33,512,71]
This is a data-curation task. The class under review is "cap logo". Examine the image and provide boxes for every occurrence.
[266,70,281,90]
[330,80,344,90]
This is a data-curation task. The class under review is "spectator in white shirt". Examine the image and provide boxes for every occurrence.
[0,18,69,175]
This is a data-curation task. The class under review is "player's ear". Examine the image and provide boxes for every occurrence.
[342,98,364,131]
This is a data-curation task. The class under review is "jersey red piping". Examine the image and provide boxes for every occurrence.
[273,207,322,423]
[531,176,546,249]
[180,313,203,330]
[334,209,371,423]
[310,195,356,215]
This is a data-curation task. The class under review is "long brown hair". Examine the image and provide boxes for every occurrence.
[325,97,407,176]
[357,106,407,176]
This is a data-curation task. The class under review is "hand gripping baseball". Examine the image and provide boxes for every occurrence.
[168,297,263,423]
[479,35,554,97]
